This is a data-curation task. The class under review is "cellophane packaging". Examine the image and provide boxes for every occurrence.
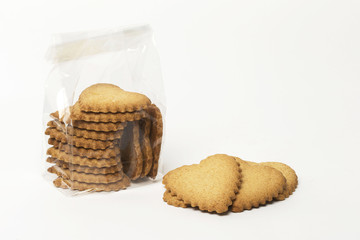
[43,25,165,194]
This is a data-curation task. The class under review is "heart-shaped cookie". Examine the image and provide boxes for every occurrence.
[231,158,286,212]
[78,83,151,113]
[163,154,241,214]
[163,157,287,213]
[260,162,298,200]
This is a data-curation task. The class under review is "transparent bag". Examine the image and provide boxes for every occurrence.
[43,25,165,194]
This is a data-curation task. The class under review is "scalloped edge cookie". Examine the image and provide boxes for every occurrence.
[163,154,241,214]
[78,83,151,113]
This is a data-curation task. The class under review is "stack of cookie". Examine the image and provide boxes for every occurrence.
[163,154,298,213]
[45,83,163,192]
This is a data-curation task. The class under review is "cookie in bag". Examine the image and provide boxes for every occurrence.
[47,147,120,168]
[45,127,116,150]
[53,176,131,192]
[47,157,123,174]
[47,120,124,141]
[78,83,151,113]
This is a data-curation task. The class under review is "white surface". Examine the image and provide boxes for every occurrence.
[1,0,360,239]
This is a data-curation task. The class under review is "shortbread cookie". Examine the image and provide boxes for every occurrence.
[48,138,120,159]
[71,120,127,132]
[231,158,286,212]
[46,157,57,163]
[47,157,122,174]
[163,157,288,213]
[47,147,120,168]
[121,121,143,180]
[46,127,115,150]
[47,120,123,141]
[49,117,127,132]
[147,104,163,179]
[163,190,187,208]
[51,103,147,124]
[78,83,151,113]
[48,165,124,184]
[53,176,131,192]
[71,103,148,123]
[163,154,241,214]
[260,162,298,200]
[140,118,153,177]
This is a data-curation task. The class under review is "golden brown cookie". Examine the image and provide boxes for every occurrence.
[260,162,298,200]
[147,104,163,179]
[49,117,127,132]
[140,118,153,177]
[46,157,57,163]
[163,157,289,213]
[231,158,286,212]
[47,120,123,141]
[163,154,241,214]
[47,147,120,168]
[48,165,125,184]
[48,138,120,159]
[53,176,131,192]
[69,103,148,123]
[47,157,123,174]
[50,103,147,124]
[121,121,143,180]
[78,83,151,113]
[45,127,115,150]
[71,120,127,132]
[163,190,188,208]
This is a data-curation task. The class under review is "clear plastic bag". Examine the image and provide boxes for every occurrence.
[43,25,165,194]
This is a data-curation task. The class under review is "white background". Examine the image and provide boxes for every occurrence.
[1,0,360,239]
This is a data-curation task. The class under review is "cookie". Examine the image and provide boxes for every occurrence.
[231,158,286,212]
[260,162,298,200]
[46,157,57,163]
[147,104,163,179]
[51,103,147,124]
[48,165,124,184]
[162,154,241,214]
[71,120,127,132]
[163,190,187,208]
[121,121,143,180]
[48,138,120,159]
[47,147,120,168]
[45,127,115,150]
[47,157,123,174]
[70,103,148,123]
[47,120,123,141]
[53,176,131,192]
[49,117,127,132]
[140,118,153,177]
[78,83,151,113]
[163,157,288,213]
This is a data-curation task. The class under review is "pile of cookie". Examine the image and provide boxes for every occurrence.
[45,83,163,192]
[163,154,297,213]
